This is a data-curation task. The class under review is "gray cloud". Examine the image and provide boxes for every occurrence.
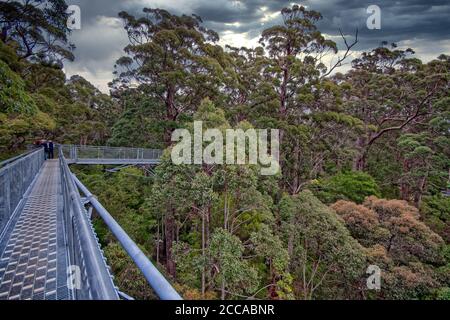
[64,0,450,92]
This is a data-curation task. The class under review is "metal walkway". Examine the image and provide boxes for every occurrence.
[0,146,181,300]
[0,160,70,300]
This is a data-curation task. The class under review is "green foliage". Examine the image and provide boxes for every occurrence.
[108,97,165,149]
[250,225,289,274]
[0,38,118,153]
[104,243,157,300]
[72,165,157,300]
[113,8,229,145]
[435,287,450,300]
[279,190,366,299]
[334,197,447,299]
[0,60,37,115]
[311,171,381,204]
[421,195,450,242]
[0,58,57,152]
[0,0,74,62]
[208,228,259,297]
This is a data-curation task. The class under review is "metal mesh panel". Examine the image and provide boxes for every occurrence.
[60,145,162,165]
[0,149,44,235]
[0,160,72,300]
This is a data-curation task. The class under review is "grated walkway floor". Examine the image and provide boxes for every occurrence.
[0,160,71,300]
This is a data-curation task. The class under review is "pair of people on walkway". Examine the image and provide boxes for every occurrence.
[38,140,54,160]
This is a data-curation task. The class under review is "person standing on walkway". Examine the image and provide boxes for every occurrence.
[48,140,54,159]
[42,140,49,160]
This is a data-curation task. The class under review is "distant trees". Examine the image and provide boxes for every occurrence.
[112,8,230,145]
[106,5,449,300]
[107,93,165,149]
[62,75,119,145]
[337,197,445,264]
[420,195,450,242]
[341,46,449,173]
[0,0,74,63]
[258,5,357,193]
[0,35,118,154]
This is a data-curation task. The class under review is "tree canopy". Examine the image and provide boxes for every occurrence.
[0,2,449,300]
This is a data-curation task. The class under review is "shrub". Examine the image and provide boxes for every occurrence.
[420,195,450,242]
[311,171,381,204]
[333,197,445,265]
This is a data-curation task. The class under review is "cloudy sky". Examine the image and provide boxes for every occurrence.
[64,0,450,93]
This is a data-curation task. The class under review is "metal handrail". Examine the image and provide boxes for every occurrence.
[72,174,182,300]
[59,147,119,300]
[0,148,39,169]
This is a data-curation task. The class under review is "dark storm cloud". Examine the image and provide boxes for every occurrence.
[64,0,450,92]
[302,0,450,49]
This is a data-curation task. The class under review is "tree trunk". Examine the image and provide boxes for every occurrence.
[352,137,367,171]
[164,209,176,277]
[268,260,279,299]
[414,175,427,208]
[201,210,205,297]
[277,61,289,191]
[400,159,411,201]
[291,142,300,194]
[164,85,177,146]
[156,221,160,265]
[221,279,226,300]
[353,153,366,171]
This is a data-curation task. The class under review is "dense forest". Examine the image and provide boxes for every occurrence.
[0,1,449,300]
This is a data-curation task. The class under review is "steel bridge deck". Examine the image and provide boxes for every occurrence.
[0,160,71,300]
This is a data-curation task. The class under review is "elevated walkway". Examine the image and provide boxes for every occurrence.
[0,146,181,300]
[0,160,70,300]
[60,145,162,165]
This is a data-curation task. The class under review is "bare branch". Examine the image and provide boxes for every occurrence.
[320,29,358,79]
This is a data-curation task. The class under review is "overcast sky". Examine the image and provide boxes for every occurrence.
[64,0,450,93]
